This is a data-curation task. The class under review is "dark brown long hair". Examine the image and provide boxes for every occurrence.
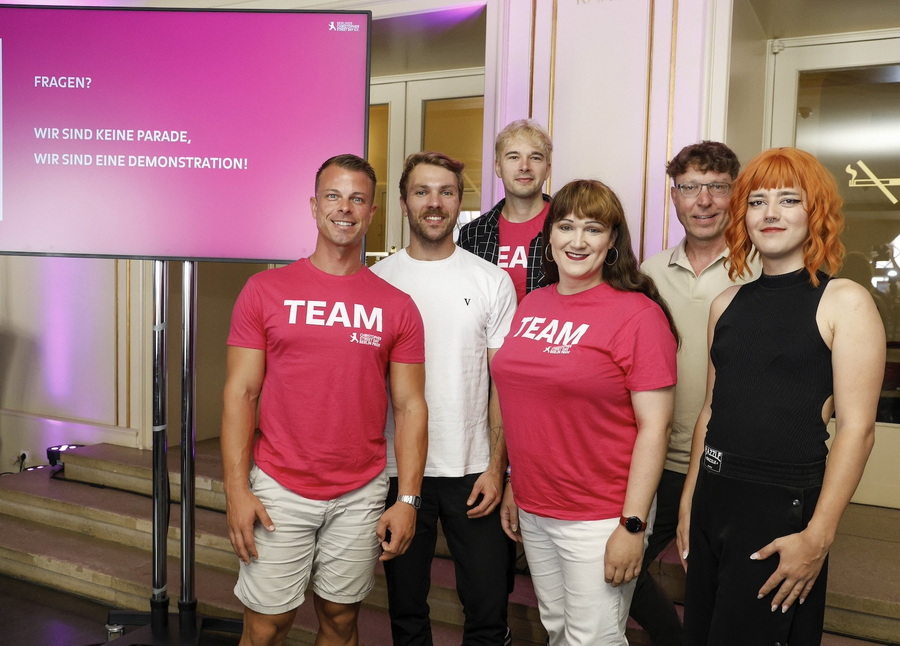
[542,179,679,344]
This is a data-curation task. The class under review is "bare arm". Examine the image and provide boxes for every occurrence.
[220,346,272,565]
[499,480,521,542]
[604,386,674,586]
[467,348,508,518]
[676,285,738,571]
[378,361,428,561]
[755,279,884,611]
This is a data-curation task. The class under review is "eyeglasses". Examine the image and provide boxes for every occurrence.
[675,182,731,198]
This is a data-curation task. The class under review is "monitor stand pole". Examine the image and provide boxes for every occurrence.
[106,260,241,644]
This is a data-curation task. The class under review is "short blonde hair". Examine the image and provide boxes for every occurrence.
[494,119,552,162]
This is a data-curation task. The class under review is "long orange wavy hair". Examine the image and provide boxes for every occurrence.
[726,147,844,286]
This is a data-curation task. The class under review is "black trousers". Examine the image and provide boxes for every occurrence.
[684,451,827,646]
[629,468,685,645]
[384,474,511,645]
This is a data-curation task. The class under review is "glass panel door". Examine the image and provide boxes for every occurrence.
[365,73,484,264]
[771,36,900,424]
[421,95,485,235]
[769,33,900,508]
[367,103,391,263]
[368,82,407,265]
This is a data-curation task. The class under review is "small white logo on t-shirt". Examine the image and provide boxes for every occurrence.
[350,332,382,347]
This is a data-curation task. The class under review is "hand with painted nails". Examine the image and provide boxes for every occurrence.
[675,503,691,573]
[751,528,830,613]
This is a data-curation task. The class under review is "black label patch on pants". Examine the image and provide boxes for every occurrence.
[703,445,723,473]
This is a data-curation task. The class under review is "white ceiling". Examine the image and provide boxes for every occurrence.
[746,0,900,39]
[121,0,900,39]
[131,0,477,19]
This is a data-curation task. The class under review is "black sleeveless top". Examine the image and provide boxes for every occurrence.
[706,270,833,463]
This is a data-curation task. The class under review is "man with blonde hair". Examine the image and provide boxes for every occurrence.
[458,119,553,302]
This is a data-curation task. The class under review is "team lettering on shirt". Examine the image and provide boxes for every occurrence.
[283,300,383,336]
[512,316,589,354]
[498,245,528,269]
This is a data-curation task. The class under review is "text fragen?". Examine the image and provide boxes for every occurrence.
[34,76,92,88]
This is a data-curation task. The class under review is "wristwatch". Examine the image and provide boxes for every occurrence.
[620,515,647,534]
[397,494,422,510]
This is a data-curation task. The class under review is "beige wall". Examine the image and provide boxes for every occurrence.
[484,0,731,260]
[0,257,149,470]
[0,256,261,471]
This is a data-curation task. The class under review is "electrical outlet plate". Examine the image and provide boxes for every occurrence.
[19,450,31,465]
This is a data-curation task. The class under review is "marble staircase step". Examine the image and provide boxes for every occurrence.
[61,441,226,513]
[0,509,482,645]
[13,440,900,644]
[0,467,234,571]
[0,446,546,643]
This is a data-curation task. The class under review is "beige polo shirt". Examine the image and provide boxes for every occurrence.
[641,240,759,474]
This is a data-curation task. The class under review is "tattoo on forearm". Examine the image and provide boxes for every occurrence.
[489,425,502,453]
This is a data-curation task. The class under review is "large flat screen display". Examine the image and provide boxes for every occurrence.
[0,5,370,262]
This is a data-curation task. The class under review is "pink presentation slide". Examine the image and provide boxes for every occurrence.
[0,7,370,261]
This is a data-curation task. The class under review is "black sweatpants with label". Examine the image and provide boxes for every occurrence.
[684,460,827,646]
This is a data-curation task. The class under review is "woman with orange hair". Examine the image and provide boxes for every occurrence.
[676,147,885,644]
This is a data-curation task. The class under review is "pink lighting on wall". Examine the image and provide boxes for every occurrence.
[39,258,76,405]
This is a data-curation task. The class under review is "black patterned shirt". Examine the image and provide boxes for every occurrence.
[457,195,551,295]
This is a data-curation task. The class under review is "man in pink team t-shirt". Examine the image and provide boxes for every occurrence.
[221,154,428,646]
[457,119,553,302]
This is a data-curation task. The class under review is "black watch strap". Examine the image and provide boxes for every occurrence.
[620,515,647,533]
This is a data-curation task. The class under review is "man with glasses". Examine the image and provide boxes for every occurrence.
[634,141,759,645]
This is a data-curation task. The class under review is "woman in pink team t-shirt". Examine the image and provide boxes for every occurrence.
[493,180,678,645]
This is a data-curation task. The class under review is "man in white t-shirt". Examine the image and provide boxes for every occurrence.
[372,152,518,645]
[458,119,553,303]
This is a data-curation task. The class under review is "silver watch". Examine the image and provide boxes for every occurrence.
[397,494,422,510]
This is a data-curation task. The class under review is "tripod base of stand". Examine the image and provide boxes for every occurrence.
[106,601,242,645]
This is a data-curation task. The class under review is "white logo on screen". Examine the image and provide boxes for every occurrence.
[330,21,361,32]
